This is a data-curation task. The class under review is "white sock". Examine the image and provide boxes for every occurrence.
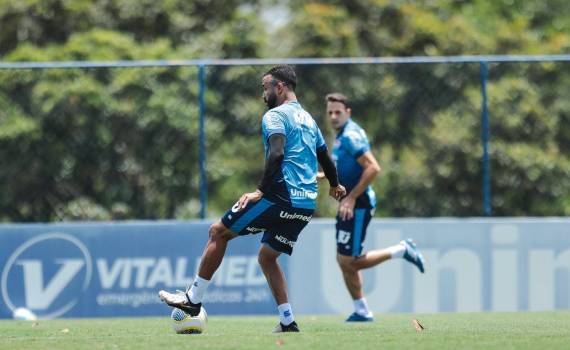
[187,276,210,304]
[277,303,295,326]
[387,242,406,258]
[353,298,372,317]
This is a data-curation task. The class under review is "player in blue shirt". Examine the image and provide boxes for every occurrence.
[324,93,425,322]
[159,66,346,333]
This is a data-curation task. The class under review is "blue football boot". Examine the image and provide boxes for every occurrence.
[345,312,374,322]
[402,239,426,273]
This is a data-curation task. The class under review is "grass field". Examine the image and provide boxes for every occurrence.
[1,311,569,350]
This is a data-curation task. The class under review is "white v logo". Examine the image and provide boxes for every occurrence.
[17,259,85,310]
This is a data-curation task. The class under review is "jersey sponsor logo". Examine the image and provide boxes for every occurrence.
[290,188,317,200]
[274,235,296,248]
[279,210,312,222]
[245,226,265,233]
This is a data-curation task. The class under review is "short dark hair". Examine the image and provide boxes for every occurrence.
[263,65,297,91]
[325,92,350,108]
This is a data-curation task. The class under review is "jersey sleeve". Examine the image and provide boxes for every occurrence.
[342,129,370,158]
[262,111,286,140]
[315,125,327,152]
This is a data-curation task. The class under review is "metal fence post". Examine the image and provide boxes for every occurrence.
[199,64,207,219]
[480,61,492,216]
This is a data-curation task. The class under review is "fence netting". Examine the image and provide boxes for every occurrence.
[0,61,568,221]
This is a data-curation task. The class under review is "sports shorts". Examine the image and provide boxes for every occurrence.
[336,208,374,256]
[221,198,314,255]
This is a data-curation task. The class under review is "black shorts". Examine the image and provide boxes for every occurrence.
[221,198,314,255]
[336,208,373,256]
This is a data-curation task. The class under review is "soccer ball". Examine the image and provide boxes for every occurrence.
[13,307,38,321]
[170,307,207,334]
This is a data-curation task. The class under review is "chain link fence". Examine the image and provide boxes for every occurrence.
[1,57,569,221]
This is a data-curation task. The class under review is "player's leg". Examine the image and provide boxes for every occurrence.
[258,243,300,333]
[337,206,425,272]
[159,199,272,315]
[336,208,374,321]
[261,205,313,333]
[347,239,425,273]
[197,221,238,280]
[342,246,392,270]
[337,254,365,300]
[158,220,237,315]
[182,221,238,307]
[258,244,288,305]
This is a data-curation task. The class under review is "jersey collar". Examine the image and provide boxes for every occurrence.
[336,118,351,137]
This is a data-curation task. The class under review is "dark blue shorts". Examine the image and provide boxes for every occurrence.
[336,208,373,256]
[221,198,314,255]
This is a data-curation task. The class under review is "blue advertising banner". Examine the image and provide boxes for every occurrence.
[1,218,569,319]
[0,221,278,319]
[290,218,570,315]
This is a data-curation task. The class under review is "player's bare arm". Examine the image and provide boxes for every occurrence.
[237,133,286,211]
[339,151,380,220]
[317,148,346,201]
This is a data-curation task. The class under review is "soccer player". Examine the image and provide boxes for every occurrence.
[324,92,425,322]
[159,66,346,333]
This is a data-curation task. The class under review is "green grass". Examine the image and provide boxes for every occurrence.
[1,311,569,350]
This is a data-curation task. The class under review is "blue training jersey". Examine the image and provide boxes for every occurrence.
[261,101,326,209]
[332,118,376,209]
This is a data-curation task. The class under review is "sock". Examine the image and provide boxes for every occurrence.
[277,303,295,326]
[353,298,372,317]
[187,275,210,304]
[387,242,406,258]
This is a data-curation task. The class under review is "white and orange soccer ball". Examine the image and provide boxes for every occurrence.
[170,307,207,334]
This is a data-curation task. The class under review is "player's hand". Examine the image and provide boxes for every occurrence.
[339,195,355,221]
[236,189,263,211]
[329,185,346,201]
[316,171,325,180]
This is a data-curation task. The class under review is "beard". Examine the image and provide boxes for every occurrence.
[264,90,278,109]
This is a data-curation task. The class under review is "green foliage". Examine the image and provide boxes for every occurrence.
[280,1,570,217]
[0,0,263,55]
[0,0,569,221]
[0,32,201,221]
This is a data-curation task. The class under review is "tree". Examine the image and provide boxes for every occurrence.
[279,1,570,216]
[0,3,269,221]
[1,0,569,221]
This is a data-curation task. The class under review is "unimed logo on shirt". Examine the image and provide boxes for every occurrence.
[289,188,317,200]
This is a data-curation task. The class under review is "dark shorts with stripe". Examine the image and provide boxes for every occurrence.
[336,208,374,256]
[221,198,314,255]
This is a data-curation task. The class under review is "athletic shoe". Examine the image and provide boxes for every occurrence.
[345,312,374,322]
[158,289,202,316]
[402,238,425,273]
[273,321,300,333]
